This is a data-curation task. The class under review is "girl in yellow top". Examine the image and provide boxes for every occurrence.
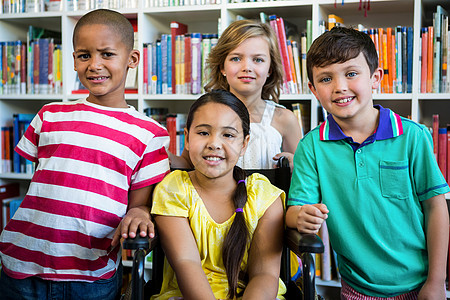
[151,89,286,300]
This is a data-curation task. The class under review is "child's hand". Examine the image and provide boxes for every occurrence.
[296,204,329,234]
[111,206,155,247]
[272,152,294,170]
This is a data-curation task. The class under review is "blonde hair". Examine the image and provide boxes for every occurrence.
[204,20,283,102]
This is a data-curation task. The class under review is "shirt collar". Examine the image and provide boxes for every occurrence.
[319,105,404,141]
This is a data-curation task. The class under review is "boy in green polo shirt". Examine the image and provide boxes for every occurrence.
[286,27,450,299]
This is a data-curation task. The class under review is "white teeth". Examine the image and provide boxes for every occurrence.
[205,157,221,161]
[336,97,353,103]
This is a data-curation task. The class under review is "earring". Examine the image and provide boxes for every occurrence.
[267,74,270,78]
[222,73,226,77]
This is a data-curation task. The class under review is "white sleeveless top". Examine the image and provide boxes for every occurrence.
[237,100,283,169]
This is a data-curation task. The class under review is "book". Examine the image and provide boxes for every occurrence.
[433,6,448,93]
[406,27,413,93]
[438,127,447,181]
[427,26,434,93]
[300,33,308,94]
[395,26,403,93]
[276,16,296,94]
[327,14,344,30]
[12,113,35,173]
[184,34,191,94]
[432,114,439,160]
[291,41,302,94]
[190,33,202,95]
[421,27,428,93]
[291,103,304,138]
[143,43,148,94]
[170,21,188,94]
[0,182,20,232]
[287,41,298,94]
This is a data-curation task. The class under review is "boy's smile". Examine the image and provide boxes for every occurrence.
[73,24,139,108]
[308,53,382,125]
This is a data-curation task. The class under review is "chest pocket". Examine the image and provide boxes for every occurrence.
[380,160,410,199]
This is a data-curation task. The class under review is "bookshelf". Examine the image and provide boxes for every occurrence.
[0,0,450,294]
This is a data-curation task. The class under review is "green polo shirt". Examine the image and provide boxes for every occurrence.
[288,106,450,297]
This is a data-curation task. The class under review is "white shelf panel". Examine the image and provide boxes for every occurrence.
[0,172,33,180]
[122,259,152,270]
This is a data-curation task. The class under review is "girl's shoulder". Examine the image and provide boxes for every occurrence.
[245,173,285,214]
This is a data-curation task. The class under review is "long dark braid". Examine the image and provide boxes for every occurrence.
[222,165,249,299]
[186,89,251,299]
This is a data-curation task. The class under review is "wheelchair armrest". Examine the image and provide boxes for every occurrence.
[123,234,158,252]
[284,228,324,255]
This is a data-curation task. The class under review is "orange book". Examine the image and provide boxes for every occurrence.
[386,27,394,93]
[421,27,428,93]
[427,26,433,93]
[382,31,389,93]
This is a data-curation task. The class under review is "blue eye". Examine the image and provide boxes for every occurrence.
[230,57,240,62]
[320,77,331,83]
[255,57,264,63]
[347,72,357,77]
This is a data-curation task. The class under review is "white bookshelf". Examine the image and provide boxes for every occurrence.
[0,0,449,293]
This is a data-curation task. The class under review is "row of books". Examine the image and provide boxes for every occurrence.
[146,0,219,7]
[68,0,138,11]
[0,25,62,95]
[1,0,62,14]
[142,21,218,95]
[420,5,449,94]
[143,108,186,155]
[1,113,36,174]
[432,114,450,186]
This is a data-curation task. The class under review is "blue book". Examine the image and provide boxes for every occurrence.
[38,38,49,94]
[167,34,172,94]
[406,27,413,93]
[9,198,23,220]
[161,34,168,94]
[12,113,34,173]
[156,39,162,94]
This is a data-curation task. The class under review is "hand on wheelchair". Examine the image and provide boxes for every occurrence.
[111,206,155,247]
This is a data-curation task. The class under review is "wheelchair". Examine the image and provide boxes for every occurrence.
[122,157,324,300]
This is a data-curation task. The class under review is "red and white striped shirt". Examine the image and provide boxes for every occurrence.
[0,99,170,282]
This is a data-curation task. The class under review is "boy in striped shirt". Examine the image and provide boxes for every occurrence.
[0,9,170,299]
[286,27,449,299]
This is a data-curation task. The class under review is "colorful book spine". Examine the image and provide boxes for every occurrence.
[427,26,434,93]
[438,128,447,181]
[395,26,403,93]
[191,33,202,94]
[421,27,428,93]
[184,34,191,94]
[143,43,148,94]
[276,16,296,94]
[170,21,188,94]
[292,41,302,94]
[406,27,413,93]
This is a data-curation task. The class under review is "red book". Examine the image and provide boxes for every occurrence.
[184,34,191,94]
[143,43,148,94]
[276,16,295,94]
[269,15,287,93]
[170,22,188,94]
[166,114,177,154]
[0,183,20,232]
[427,26,433,93]
[438,128,447,181]
[421,28,428,93]
[432,114,439,160]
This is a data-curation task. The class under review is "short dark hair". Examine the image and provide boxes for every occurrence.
[73,9,134,51]
[307,27,379,86]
